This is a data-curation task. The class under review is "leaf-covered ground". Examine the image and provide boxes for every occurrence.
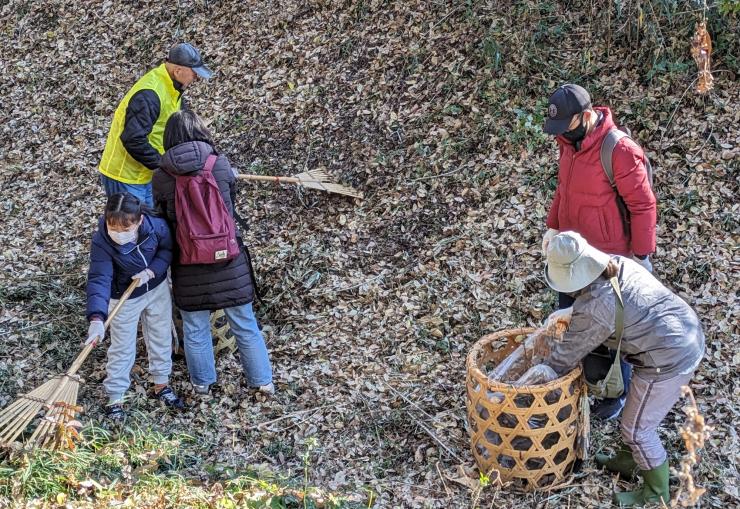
[0,1,738,507]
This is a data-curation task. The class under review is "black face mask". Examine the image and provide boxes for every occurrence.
[562,113,587,144]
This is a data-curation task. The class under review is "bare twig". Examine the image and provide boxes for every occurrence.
[311,269,393,296]
[435,461,453,498]
[245,404,336,430]
[415,417,465,463]
[382,381,464,462]
[658,76,699,150]
[358,394,383,450]
[248,404,335,430]
[383,382,437,422]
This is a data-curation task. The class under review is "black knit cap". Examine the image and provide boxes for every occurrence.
[543,84,591,135]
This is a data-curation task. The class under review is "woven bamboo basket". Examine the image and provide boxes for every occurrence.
[211,310,237,355]
[466,328,585,490]
[171,310,236,357]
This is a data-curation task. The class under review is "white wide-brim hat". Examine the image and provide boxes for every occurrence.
[545,231,611,293]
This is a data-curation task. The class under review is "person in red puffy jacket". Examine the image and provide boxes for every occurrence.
[541,84,656,269]
[541,84,657,422]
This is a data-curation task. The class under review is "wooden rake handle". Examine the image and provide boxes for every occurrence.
[39,280,140,411]
[238,174,301,184]
[66,279,140,377]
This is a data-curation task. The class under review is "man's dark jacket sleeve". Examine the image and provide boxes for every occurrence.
[119,89,162,170]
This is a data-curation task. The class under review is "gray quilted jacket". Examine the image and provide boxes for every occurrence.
[548,256,705,381]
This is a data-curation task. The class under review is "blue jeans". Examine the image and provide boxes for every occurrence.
[100,174,153,207]
[180,303,273,387]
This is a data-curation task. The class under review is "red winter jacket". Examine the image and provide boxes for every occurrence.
[545,107,656,257]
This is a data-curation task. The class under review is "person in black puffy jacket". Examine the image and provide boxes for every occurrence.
[85,193,184,421]
[152,110,274,396]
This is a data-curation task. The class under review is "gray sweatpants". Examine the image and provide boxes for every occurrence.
[103,281,172,404]
[620,371,693,470]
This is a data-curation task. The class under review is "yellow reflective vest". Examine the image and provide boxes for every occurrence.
[99,64,182,185]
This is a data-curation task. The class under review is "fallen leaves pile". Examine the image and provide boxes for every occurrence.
[0,0,738,507]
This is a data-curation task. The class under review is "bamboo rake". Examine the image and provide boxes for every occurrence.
[0,280,139,449]
[238,169,363,199]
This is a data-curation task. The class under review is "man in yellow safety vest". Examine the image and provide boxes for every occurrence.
[99,43,212,205]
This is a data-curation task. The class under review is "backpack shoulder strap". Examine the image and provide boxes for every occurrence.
[609,276,625,357]
[202,154,218,174]
[600,129,629,188]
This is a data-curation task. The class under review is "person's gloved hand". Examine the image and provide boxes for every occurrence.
[132,268,154,287]
[633,255,653,273]
[545,307,573,332]
[86,319,105,346]
[542,228,559,257]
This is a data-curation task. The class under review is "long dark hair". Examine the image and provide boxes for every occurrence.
[163,110,215,150]
[105,193,155,227]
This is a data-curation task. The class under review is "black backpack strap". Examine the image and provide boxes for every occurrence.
[232,207,249,233]
[600,129,629,188]
[232,207,262,304]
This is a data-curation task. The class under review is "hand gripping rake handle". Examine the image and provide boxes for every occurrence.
[42,280,140,408]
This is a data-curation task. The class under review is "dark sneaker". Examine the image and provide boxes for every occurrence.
[591,395,626,421]
[154,386,185,410]
[106,403,126,423]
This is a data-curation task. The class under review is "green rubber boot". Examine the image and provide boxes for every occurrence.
[595,445,639,479]
[613,461,670,507]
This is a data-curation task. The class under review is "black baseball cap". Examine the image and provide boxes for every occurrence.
[167,43,213,79]
[543,84,591,135]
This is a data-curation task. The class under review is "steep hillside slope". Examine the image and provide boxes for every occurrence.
[0,1,737,507]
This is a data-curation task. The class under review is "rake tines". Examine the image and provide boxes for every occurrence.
[28,378,83,450]
[0,377,60,446]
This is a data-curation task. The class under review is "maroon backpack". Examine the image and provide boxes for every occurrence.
[168,154,240,265]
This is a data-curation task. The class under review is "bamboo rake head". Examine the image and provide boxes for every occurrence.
[293,170,364,199]
[239,169,364,199]
[295,169,330,182]
[0,375,83,450]
[0,281,137,451]
[298,180,364,199]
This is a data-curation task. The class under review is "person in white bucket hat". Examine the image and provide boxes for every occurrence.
[544,231,612,293]
[542,231,705,507]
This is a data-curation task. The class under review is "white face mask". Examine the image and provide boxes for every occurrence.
[107,223,139,245]
[108,229,137,245]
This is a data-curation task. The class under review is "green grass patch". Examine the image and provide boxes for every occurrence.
[0,422,358,508]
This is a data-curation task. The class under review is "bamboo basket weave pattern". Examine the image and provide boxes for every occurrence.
[211,310,237,355]
[172,310,236,356]
[466,328,584,490]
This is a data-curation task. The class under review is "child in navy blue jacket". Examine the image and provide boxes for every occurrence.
[86,193,183,421]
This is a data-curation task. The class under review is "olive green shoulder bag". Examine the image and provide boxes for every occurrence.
[583,277,625,399]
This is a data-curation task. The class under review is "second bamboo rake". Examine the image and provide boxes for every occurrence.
[238,169,363,199]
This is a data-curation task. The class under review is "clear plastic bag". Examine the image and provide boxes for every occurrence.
[488,326,563,383]
[513,364,559,387]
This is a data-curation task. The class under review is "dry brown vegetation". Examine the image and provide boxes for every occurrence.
[0,0,738,507]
